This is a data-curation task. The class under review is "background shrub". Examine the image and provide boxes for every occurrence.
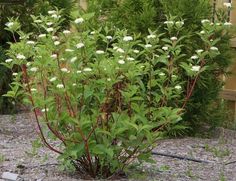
[85,0,235,134]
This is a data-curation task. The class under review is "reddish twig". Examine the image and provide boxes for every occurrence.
[21,64,62,154]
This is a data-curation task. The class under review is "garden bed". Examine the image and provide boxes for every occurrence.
[1,113,236,180]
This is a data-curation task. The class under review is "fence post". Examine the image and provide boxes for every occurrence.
[79,0,87,10]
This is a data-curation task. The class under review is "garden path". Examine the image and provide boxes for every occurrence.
[1,113,236,181]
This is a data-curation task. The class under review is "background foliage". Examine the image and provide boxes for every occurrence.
[85,0,235,133]
[0,0,76,114]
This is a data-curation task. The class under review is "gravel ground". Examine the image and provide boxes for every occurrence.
[1,113,236,181]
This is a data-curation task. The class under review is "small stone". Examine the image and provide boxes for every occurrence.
[2,172,19,181]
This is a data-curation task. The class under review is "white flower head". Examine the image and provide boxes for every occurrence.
[65,49,74,53]
[70,57,77,63]
[61,68,69,72]
[34,20,42,23]
[127,57,135,61]
[72,83,77,86]
[164,21,174,25]
[48,10,56,14]
[145,44,152,48]
[147,34,156,39]
[223,3,232,8]
[54,41,60,46]
[6,22,14,27]
[39,34,46,38]
[201,19,210,24]
[159,72,165,76]
[210,46,218,51]
[133,50,140,54]
[106,36,113,40]
[196,49,204,53]
[90,31,96,35]
[162,46,169,51]
[49,77,57,82]
[16,54,26,60]
[116,48,125,53]
[123,36,133,41]
[176,21,184,26]
[52,36,58,40]
[200,30,205,34]
[56,84,64,89]
[51,14,60,19]
[63,30,71,34]
[46,22,53,26]
[75,18,84,24]
[30,67,38,72]
[30,88,37,92]
[83,67,92,72]
[12,72,18,76]
[51,54,57,59]
[175,85,182,90]
[26,62,31,67]
[191,55,198,60]
[46,27,54,32]
[76,43,85,49]
[191,65,201,72]
[26,41,35,45]
[41,108,49,112]
[224,22,232,26]
[5,59,13,63]
[113,46,118,50]
[107,78,111,81]
[170,37,178,41]
[96,50,105,54]
[77,70,82,74]
[118,60,125,64]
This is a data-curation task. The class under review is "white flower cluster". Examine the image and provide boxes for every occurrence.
[123,36,133,41]
[48,10,61,19]
[210,46,218,51]
[63,30,71,34]
[164,21,174,25]
[191,65,201,72]
[191,55,198,60]
[70,57,77,63]
[147,34,156,39]
[106,36,113,40]
[113,46,125,53]
[175,85,181,90]
[5,59,13,63]
[170,37,178,41]
[26,41,35,45]
[164,21,184,27]
[145,44,152,48]
[6,22,14,28]
[201,19,210,24]
[75,18,84,24]
[76,43,85,49]
[223,2,232,8]
[17,54,26,60]
[96,50,105,54]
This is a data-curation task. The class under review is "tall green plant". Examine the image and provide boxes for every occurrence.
[3,7,231,177]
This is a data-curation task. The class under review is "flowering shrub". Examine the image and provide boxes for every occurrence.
[2,9,232,178]
[87,0,235,132]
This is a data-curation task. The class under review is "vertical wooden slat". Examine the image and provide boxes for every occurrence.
[231,0,236,24]
[79,0,87,10]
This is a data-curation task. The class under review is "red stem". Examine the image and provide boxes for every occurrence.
[21,64,62,154]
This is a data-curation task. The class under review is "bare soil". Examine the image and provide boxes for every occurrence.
[1,113,236,181]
